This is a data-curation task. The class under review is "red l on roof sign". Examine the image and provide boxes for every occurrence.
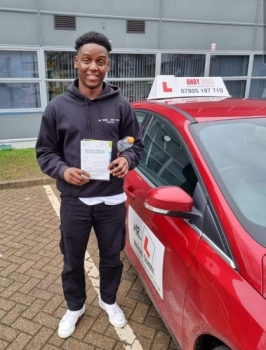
[147,75,230,100]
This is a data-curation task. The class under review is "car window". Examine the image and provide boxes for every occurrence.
[134,110,147,126]
[138,113,233,260]
[191,118,266,247]
[138,114,198,197]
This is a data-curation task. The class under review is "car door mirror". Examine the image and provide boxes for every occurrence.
[145,186,193,213]
[144,186,201,219]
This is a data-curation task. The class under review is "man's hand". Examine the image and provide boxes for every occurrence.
[63,168,90,186]
[108,157,129,178]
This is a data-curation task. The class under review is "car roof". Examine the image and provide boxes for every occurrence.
[133,98,266,123]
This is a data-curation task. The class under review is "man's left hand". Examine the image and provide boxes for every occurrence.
[108,157,129,178]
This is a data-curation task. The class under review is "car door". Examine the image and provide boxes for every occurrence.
[125,111,207,346]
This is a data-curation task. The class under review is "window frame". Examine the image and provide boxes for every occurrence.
[0,47,44,113]
[43,48,158,103]
[159,50,266,99]
[1,49,265,111]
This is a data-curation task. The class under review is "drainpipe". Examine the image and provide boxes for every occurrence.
[36,0,42,46]
[252,0,260,51]
[158,0,163,50]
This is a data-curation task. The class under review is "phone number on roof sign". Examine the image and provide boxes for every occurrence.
[181,88,224,94]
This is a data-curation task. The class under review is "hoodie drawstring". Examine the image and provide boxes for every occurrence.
[85,98,103,134]
[98,100,103,130]
[85,98,91,135]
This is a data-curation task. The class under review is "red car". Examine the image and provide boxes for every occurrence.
[124,76,266,350]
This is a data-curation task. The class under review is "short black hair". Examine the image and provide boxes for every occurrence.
[74,31,112,53]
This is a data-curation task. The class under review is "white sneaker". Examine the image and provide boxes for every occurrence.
[58,305,85,338]
[99,298,127,328]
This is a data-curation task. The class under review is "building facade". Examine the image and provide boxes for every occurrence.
[0,0,265,146]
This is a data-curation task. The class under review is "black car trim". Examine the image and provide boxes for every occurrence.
[202,233,237,269]
[206,200,236,266]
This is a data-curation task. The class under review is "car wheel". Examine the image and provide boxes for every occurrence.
[213,346,230,350]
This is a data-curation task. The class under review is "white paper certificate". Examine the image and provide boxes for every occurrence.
[81,139,112,181]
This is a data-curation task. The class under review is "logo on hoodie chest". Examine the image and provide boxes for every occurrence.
[100,118,120,124]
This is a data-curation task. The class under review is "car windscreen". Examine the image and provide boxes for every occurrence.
[190,118,266,246]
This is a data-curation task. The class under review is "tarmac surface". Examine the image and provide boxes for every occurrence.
[0,182,179,350]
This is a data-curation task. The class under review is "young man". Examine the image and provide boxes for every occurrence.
[36,31,143,338]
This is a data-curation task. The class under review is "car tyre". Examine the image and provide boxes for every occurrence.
[213,346,230,350]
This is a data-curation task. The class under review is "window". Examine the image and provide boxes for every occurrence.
[0,50,40,109]
[138,114,198,197]
[191,118,266,246]
[107,53,155,102]
[0,51,38,78]
[45,51,77,101]
[249,79,266,99]
[224,80,246,98]
[209,55,249,98]
[134,110,147,125]
[46,81,72,102]
[210,55,249,77]
[0,83,40,109]
[45,51,77,79]
[45,52,155,102]
[252,55,266,77]
[161,54,205,77]
[249,56,266,99]
[109,53,155,78]
[108,80,152,102]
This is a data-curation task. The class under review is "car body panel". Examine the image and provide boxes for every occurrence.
[125,169,201,345]
[133,98,266,120]
[125,98,266,349]
[183,237,266,350]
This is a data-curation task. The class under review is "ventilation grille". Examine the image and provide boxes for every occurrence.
[127,20,145,34]
[54,15,76,30]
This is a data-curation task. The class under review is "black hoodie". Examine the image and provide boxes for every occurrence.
[36,79,144,198]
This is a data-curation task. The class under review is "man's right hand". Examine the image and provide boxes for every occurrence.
[63,168,90,186]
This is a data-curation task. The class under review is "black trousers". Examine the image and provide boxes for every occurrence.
[60,196,126,311]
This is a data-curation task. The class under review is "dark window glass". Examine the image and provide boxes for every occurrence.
[138,115,198,197]
[252,55,266,77]
[45,51,77,79]
[109,54,156,78]
[249,79,266,99]
[224,80,246,98]
[210,55,249,77]
[161,54,205,77]
[134,111,147,125]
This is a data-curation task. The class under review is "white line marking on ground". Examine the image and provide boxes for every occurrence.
[43,185,143,350]
[43,185,60,217]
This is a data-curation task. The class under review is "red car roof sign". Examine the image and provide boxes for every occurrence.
[147,75,231,100]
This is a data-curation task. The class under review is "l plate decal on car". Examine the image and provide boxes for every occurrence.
[128,206,165,298]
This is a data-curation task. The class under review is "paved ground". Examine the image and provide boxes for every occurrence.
[0,184,178,350]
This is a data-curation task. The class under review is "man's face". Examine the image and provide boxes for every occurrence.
[74,43,109,92]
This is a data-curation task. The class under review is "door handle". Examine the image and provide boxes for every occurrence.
[125,185,135,200]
